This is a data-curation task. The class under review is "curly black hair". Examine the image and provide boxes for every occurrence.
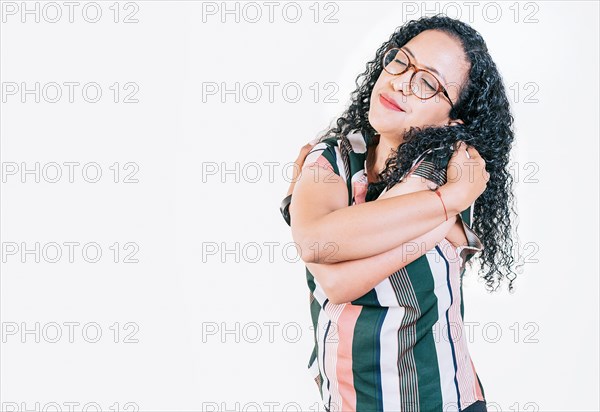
[314,14,522,293]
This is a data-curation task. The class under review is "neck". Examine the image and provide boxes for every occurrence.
[367,134,397,183]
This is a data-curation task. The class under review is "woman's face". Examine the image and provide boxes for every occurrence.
[368,29,470,145]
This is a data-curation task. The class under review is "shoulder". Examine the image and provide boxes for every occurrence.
[303,131,365,178]
[381,147,450,197]
[303,138,342,177]
[405,148,451,188]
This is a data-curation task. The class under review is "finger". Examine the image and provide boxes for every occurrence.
[452,140,464,152]
[466,145,480,158]
[301,143,315,153]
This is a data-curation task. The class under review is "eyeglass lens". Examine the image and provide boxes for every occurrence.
[383,49,441,99]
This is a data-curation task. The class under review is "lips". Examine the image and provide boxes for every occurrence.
[379,93,405,112]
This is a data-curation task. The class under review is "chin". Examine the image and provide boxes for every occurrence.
[372,114,407,133]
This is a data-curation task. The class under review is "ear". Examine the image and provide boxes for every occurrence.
[447,118,464,127]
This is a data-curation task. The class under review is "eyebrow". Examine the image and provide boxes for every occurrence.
[402,46,447,85]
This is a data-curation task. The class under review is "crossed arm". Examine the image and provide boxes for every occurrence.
[289,161,457,304]
[305,212,456,304]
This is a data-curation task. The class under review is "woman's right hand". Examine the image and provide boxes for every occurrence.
[441,141,490,213]
[285,141,317,198]
[295,142,316,167]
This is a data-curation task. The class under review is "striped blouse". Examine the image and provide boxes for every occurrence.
[295,130,486,412]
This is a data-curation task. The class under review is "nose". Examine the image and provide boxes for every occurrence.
[389,70,414,99]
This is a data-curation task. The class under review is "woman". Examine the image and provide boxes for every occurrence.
[280,15,518,412]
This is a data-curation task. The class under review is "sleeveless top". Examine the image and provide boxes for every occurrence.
[290,130,486,412]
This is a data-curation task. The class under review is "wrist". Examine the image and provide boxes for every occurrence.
[438,184,461,216]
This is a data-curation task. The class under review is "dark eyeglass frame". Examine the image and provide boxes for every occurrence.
[382,47,455,109]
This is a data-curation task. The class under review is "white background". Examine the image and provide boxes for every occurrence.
[1,1,598,411]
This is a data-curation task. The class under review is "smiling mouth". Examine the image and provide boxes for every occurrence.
[379,94,404,112]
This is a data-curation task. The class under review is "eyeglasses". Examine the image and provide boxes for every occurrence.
[382,47,455,109]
